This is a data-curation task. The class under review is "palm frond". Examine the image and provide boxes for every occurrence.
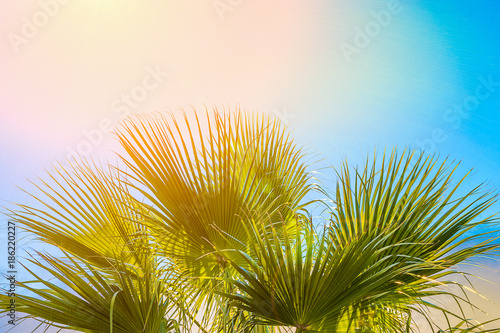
[8,160,152,272]
[0,251,187,333]
[209,213,427,332]
[324,148,500,332]
[115,108,312,277]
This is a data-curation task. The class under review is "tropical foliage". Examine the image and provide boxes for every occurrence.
[2,108,499,332]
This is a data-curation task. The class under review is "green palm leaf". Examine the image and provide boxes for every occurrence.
[115,109,312,277]
[208,214,425,332]
[8,160,153,273]
[0,251,185,332]
[324,149,500,332]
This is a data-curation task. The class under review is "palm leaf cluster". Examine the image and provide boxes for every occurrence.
[1,107,499,332]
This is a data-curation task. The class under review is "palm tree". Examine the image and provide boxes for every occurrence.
[1,107,499,332]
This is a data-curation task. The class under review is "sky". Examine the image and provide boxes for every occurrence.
[1,0,500,331]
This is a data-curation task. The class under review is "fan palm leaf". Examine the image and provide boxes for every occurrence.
[324,149,500,331]
[0,250,188,332]
[7,160,152,273]
[115,108,312,277]
[208,213,427,332]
